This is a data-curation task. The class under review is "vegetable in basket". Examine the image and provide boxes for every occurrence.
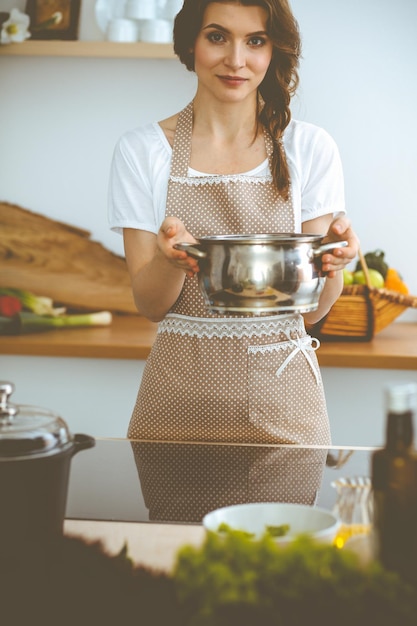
[355,250,389,280]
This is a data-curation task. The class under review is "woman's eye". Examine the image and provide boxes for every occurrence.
[207,32,225,44]
[248,36,267,47]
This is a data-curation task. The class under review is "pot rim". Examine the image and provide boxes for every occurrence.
[196,233,324,245]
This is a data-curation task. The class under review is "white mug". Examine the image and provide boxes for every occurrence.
[161,0,183,21]
[125,0,157,21]
[140,19,173,43]
[106,18,139,42]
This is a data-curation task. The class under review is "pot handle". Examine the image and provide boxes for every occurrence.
[71,433,95,457]
[312,240,348,257]
[174,242,207,259]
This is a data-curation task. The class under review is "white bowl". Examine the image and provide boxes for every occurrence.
[203,502,340,545]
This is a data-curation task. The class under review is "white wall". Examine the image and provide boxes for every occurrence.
[1,1,417,445]
[1,0,416,307]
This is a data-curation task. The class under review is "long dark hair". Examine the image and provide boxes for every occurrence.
[173,0,301,200]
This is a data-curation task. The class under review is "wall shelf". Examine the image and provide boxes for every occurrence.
[0,40,176,59]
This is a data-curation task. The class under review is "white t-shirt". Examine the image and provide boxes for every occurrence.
[108,118,345,235]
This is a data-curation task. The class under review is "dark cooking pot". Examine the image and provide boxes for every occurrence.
[0,381,95,546]
[176,233,348,314]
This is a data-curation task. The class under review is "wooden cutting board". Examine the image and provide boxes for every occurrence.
[0,202,137,314]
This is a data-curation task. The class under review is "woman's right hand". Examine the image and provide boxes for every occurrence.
[123,221,198,321]
[157,217,200,278]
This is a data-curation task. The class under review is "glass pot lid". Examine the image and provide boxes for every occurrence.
[0,381,72,459]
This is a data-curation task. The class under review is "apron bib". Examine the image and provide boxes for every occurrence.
[128,102,330,445]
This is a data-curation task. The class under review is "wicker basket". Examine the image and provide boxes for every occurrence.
[311,250,417,341]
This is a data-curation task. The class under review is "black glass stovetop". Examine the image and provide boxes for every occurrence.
[66,437,376,525]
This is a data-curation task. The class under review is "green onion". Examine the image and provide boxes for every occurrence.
[0,311,112,335]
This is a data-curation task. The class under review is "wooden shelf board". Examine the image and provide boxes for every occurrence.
[0,40,176,59]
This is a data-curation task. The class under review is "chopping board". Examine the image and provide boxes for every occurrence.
[0,202,137,314]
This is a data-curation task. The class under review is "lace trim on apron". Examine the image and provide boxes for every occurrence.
[248,336,321,384]
[169,174,273,186]
[158,313,305,340]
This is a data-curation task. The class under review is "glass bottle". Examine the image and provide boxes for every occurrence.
[371,381,417,584]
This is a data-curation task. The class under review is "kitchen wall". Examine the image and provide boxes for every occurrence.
[1,1,417,445]
[1,0,417,297]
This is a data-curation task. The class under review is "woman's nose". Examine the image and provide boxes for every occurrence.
[224,44,245,69]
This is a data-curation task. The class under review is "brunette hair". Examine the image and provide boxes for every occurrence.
[173,0,301,200]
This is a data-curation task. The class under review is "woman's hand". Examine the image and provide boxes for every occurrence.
[302,213,359,324]
[320,215,360,278]
[157,217,200,278]
[123,218,200,322]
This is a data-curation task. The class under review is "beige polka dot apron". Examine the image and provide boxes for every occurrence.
[128,102,330,446]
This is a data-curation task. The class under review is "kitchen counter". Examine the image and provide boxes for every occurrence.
[65,437,374,572]
[64,519,205,573]
[1,315,416,369]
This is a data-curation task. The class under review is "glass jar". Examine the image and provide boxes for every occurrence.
[331,476,373,549]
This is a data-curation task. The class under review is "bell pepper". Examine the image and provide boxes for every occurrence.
[0,295,22,317]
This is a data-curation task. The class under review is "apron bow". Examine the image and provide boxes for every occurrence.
[276,336,321,384]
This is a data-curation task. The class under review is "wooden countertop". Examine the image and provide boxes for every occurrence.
[64,518,371,573]
[1,315,416,370]
[64,519,204,574]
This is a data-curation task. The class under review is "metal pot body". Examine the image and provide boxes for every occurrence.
[0,434,94,544]
[176,234,347,314]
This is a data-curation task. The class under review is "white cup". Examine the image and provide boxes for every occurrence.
[125,0,157,20]
[161,0,183,21]
[140,19,173,43]
[106,18,139,42]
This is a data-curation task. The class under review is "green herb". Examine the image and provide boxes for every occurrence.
[265,523,290,537]
[217,522,255,539]
[174,531,416,625]
[217,522,290,539]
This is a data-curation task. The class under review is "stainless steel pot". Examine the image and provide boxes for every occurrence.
[0,382,95,547]
[175,233,347,314]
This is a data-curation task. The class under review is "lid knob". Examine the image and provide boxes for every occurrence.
[0,381,19,425]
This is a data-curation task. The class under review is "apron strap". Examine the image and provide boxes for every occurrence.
[170,101,194,178]
[170,101,276,178]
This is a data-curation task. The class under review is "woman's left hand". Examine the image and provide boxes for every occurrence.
[320,215,359,278]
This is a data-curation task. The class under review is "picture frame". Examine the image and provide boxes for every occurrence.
[25,0,81,41]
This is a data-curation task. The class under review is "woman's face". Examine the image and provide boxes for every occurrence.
[193,2,273,104]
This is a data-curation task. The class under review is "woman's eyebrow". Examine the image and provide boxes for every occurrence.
[202,22,268,37]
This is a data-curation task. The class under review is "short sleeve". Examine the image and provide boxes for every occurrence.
[107,124,170,235]
[284,121,346,225]
[301,127,345,221]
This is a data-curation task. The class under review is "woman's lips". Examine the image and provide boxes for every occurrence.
[217,75,248,86]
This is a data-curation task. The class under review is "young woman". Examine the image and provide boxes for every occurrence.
[108,0,359,445]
